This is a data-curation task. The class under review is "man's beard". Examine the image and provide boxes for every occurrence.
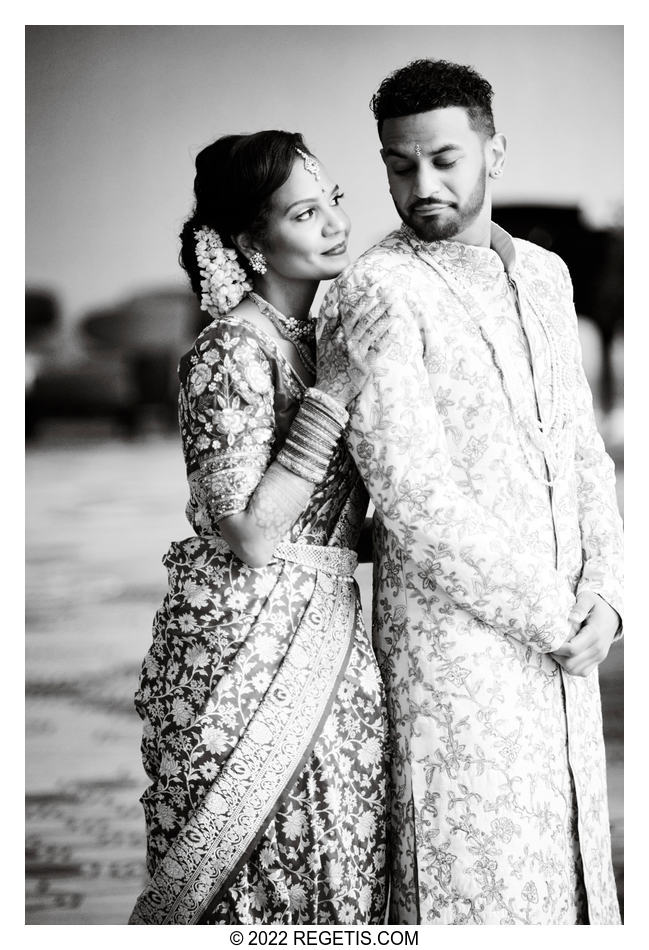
[399,161,487,242]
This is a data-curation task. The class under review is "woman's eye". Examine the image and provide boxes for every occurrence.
[295,208,315,221]
[436,160,457,169]
[391,166,411,176]
[332,192,345,205]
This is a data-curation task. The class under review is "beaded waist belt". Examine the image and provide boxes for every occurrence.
[198,535,358,576]
[273,540,358,576]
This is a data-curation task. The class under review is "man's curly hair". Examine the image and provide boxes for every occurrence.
[370,59,496,139]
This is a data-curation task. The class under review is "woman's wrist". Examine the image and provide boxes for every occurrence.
[276,388,348,483]
[305,387,349,427]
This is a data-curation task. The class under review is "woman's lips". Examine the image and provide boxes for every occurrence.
[322,241,348,256]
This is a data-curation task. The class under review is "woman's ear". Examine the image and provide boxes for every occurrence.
[232,231,256,264]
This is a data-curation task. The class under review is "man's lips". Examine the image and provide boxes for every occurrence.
[412,203,454,215]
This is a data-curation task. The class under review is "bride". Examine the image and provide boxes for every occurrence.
[129,130,389,924]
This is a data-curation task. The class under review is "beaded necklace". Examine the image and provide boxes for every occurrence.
[410,240,572,487]
[248,291,316,375]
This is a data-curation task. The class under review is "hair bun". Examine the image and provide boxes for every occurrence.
[178,130,310,307]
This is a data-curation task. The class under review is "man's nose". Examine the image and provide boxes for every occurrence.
[413,162,443,199]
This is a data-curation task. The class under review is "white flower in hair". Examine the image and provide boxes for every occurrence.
[194,226,252,316]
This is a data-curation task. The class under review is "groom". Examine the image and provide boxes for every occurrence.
[319,58,623,924]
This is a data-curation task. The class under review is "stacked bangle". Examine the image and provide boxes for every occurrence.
[276,388,348,483]
[305,387,349,427]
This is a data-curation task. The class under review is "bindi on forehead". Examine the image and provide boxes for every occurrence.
[382,108,476,153]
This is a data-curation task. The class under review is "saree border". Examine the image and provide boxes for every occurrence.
[197,601,358,922]
[130,572,356,925]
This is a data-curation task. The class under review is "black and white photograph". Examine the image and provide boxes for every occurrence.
[23,13,627,933]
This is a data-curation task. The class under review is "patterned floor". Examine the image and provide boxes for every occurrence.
[25,426,624,924]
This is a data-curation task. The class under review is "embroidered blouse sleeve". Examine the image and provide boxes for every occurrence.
[556,255,624,631]
[319,267,575,654]
[179,321,276,531]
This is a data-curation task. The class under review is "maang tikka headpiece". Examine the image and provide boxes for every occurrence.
[295,146,320,181]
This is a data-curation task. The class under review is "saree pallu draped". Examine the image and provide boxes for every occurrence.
[130,316,388,925]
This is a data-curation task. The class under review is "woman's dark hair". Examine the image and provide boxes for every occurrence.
[179,130,311,296]
[370,59,495,139]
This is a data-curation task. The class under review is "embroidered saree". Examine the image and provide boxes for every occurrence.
[129,317,388,925]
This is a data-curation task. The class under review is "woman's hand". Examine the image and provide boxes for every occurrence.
[316,310,390,406]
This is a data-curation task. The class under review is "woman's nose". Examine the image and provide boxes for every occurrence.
[322,206,346,235]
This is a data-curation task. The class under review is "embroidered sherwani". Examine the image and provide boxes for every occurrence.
[318,223,623,925]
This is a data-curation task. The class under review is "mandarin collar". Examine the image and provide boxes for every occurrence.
[400,221,517,282]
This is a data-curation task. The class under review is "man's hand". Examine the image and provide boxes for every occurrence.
[551,591,620,677]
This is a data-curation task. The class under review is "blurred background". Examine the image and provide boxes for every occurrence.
[25,25,623,924]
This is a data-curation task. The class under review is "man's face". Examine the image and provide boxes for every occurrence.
[380,106,492,244]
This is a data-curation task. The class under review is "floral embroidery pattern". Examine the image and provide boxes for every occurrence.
[180,321,276,530]
[319,225,622,925]
[131,317,388,924]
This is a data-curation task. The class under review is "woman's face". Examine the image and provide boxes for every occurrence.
[258,157,351,281]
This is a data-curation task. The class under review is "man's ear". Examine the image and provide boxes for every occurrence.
[488,132,507,177]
